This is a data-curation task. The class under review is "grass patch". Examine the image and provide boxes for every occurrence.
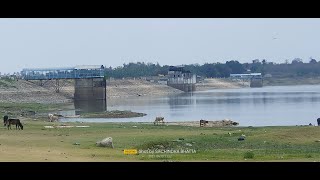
[0,79,16,88]
[0,102,67,118]
[244,151,255,159]
[0,116,320,161]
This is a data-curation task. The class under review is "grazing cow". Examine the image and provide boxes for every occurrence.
[5,118,23,130]
[200,119,209,127]
[317,118,320,126]
[48,114,59,122]
[154,117,165,125]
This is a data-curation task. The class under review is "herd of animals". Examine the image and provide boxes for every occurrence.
[3,114,320,130]
[2,113,60,130]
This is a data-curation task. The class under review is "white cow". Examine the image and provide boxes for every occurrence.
[48,113,59,122]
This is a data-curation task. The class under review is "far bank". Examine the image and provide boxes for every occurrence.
[1,77,320,103]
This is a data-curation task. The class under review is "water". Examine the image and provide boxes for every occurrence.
[60,85,320,126]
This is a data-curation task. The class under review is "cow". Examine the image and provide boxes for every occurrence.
[154,117,165,125]
[48,114,59,122]
[317,118,320,126]
[200,119,209,127]
[4,118,23,130]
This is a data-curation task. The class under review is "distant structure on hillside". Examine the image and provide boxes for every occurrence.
[230,73,263,87]
[167,66,196,92]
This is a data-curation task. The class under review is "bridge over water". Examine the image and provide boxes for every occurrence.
[21,65,105,80]
[21,65,106,108]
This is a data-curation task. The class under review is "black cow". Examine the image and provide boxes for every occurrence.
[3,115,8,126]
[317,118,320,126]
[200,119,209,127]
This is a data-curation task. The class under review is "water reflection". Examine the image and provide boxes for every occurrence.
[74,100,106,114]
[167,92,195,109]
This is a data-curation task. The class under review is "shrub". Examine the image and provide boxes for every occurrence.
[244,151,254,159]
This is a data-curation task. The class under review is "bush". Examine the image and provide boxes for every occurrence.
[305,154,312,158]
[244,151,254,159]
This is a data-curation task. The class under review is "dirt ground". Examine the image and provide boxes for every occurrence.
[195,78,250,91]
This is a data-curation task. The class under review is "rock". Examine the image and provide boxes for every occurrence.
[238,136,245,141]
[132,126,137,128]
[185,143,193,147]
[73,142,80,145]
[96,137,114,148]
[315,140,320,142]
[178,138,184,141]
[155,145,165,149]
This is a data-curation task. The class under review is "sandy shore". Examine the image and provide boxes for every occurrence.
[106,79,183,99]
[196,78,249,91]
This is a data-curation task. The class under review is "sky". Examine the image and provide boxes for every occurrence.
[1,18,320,74]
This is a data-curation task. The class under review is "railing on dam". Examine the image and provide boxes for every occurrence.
[21,65,105,80]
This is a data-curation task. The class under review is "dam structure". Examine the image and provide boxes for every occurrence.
[21,65,107,104]
[167,66,196,92]
[230,73,263,87]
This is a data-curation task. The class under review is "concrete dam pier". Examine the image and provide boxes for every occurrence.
[167,66,196,92]
[74,78,106,101]
[250,77,263,87]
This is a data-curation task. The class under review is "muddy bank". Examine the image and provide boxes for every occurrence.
[166,119,239,127]
[81,110,147,118]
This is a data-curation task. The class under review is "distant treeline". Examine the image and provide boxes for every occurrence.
[105,58,320,78]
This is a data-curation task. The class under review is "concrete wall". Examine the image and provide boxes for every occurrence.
[74,78,106,101]
[250,78,263,87]
[167,83,196,92]
[167,73,196,92]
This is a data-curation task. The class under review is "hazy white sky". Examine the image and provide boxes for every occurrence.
[1,18,320,74]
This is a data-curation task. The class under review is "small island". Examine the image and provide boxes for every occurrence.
[80,110,147,118]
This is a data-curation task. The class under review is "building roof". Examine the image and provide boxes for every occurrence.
[22,65,104,72]
[74,65,104,70]
[22,67,74,71]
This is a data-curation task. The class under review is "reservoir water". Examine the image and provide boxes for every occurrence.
[61,85,320,126]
